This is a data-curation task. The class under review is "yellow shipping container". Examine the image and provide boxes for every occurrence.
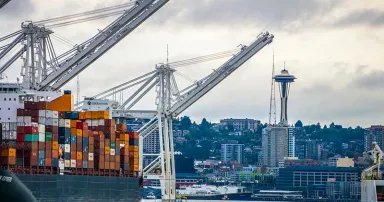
[133,151,139,159]
[76,129,82,136]
[105,146,110,155]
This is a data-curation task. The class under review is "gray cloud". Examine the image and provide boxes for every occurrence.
[353,69,384,90]
[332,9,384,27]
[150,0,341,31]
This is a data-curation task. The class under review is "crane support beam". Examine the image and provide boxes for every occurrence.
[168,32,274,117]
[112,109,157,119]
[0,33,24,60]
[0,0,11,9]
[0,47,25,74]
[38,0,170,91]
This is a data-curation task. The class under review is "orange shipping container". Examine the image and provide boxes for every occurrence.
[85,111,92,119]
[76,129,82,136]
[91,111,98,119]
[97,111,109,119]
[76,152,82,160]
[1,148,16,157]
[70,120,80,128]
[109,162,115,170]
[79,112,86,120]
[52,141,59,150]
[52,150,58,158]
[50,94,73,112]
[129,146,139,152]
[70,128,77,135]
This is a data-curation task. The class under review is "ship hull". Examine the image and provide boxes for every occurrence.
[16,174,142,202]
[179,193,253,201]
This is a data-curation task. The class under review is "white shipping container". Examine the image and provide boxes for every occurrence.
[86,120,92,127]
[24,122,32,126]
[64,119,71,128]
[52,111,59,118]
[5,123,9,130]
[59,119,65,127]
[17,122,24,126]
[53,118,59,126]
[5,131,10,139]
[10,123,16,131]
[39,110,46,117]
[1,123,5,130]
[70,160,76,168]
[38,133,45,142]
[91,120,98,127]
[110,149,115,156]
[1,134,6,140]
[45,110,53,118]
[38,117,46,124]
[46,118,53,126]
[88,153,94,161]
[16,116,24,123]
[64,160,70,167]
[24,116,32,123]
[64,144,70,152]
[98,119,105,126]
[10,131,16,140]
[38,124,45,133]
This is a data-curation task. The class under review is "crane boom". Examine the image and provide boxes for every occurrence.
[37,0,169,91]
[168,32,274,117]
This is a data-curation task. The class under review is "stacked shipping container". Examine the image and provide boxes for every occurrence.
[0,100,139,177]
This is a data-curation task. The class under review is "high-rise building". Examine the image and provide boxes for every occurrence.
[364,125,384,151]
[221,144,244,164]
[288,127,297,157]
[262,127,288,167]
[295,139,321,160]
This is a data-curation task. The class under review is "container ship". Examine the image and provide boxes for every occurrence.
[0,83,142,201]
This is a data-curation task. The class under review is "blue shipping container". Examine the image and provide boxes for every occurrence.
[83,161,88,168]
[65,112,72,119]
[82,138,88,146]
[38,158,45,166]
[71,112,79,120]
[64,153,70,160]
[71,135,76,143]
[58,136,65,144]
[52,158,58,167]
[38,150,45,159]
[83,146,88,153]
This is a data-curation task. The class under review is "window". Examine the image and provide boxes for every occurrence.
[14,98,16,101]
[8,118,10,120]
[9,98,11,101]
[3,98,5,101]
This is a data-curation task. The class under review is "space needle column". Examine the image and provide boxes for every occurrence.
[274,69,296,126]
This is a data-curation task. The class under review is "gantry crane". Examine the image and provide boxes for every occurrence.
[0,0,11,9]
[76,32,274,200]
[0,0,170,91]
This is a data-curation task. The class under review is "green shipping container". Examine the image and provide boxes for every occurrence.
[46,132,53,141]
[110,142,116,149]
[32,134,39,142]
[24,134,32,142]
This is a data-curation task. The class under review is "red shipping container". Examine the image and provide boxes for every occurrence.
[45,126,53,132]
[58,112,66,119]
[16,126,24,134]
[16,134,24,142]
[24,126,38,134]
[52,126,59,134]
[31,117,38,123]
[23,109,32,116]
[76,122,88,130]
[31,110,39,117]
[128,132,139,139]
[46,141,52,150]
[88,161,94,169]
[32,142,38,150]
[38,143,45,150]
[16,142,24,150]
[1,156,16,165]
[52,133,58,141]
[45,158,52,166]
[104,119,115,127]
[70,152,76,159]
[76,160,83,168]
[17,109,24,116]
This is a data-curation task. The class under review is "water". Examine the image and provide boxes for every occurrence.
[142,200,285,202]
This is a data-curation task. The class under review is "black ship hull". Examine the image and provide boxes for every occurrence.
[16,174,142,202]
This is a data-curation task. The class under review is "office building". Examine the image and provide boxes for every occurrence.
[364,125,384,151]
[262,126,288,167]
[295,139,321,160]
[221,144,244,164]
[288,127,297,157]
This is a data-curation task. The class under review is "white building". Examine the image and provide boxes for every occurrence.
[219,118,259,132]
[221,144,244,164]
[288,127,298,157]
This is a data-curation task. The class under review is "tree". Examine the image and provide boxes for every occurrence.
[323,125,328,129]
[295,120,303,128]
[228,124,234,132]
[330,122,335,129]
[180,116,192,130]
[200,118,210,131]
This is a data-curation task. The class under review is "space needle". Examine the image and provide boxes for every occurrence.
[274,68,296,126]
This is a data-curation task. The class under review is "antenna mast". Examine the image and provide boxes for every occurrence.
[268,48,276,125]
[76,75,80,104]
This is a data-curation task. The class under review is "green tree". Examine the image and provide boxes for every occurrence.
[295,120,303,127]
[180,116,192,130]
[200,118,210,131]
[228,124,234,132]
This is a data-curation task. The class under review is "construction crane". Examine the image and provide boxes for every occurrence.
[268,48,276,126]
[0,0,170,91]
[77,32,274,200]
[361,141,384,201]
[0,0,11,9]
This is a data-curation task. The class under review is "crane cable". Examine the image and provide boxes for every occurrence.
[35,2,136,28]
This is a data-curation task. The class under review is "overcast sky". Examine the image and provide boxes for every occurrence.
[1,0,383,128]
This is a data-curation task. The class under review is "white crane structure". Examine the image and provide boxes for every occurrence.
[0,0,170,91]
[76,32,274,200]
